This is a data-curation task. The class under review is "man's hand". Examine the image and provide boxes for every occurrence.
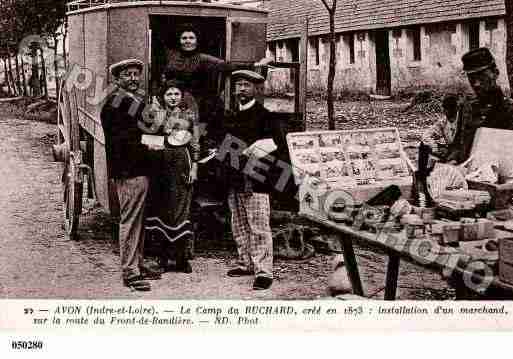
[254,56,274,67]
[146,144,164,151]
[224,109,235,118]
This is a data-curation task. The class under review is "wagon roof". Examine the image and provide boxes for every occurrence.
[66,0,268,16]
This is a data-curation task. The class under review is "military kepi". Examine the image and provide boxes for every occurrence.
[462,47,496,74]
[232,69,265,83]
[109,58,144,77]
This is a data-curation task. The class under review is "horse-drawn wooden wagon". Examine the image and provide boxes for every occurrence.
[53,0,307,240]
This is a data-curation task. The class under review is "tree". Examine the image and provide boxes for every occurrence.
[319,0,337,130]
[16,0,67,98]
[0,0,20,96]
[506,0,513,93]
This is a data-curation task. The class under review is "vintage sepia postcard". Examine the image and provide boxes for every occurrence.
[1,1,513,353]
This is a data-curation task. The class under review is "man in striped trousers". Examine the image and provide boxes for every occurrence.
[221,70,284,290]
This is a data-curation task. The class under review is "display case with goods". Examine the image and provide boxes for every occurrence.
[286,127,414,221]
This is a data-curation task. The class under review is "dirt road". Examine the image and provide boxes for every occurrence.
[0,109,454,300]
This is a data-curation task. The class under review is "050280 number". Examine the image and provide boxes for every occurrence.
[11,340,43,350]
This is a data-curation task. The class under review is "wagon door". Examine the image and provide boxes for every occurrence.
[224,17,267,110]
[226,17,307,124]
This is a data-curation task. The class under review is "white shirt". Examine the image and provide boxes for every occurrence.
[239,99,256,111]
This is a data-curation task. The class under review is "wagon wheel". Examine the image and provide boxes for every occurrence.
[63,152,83,239]
[55,79,68,158]
[56,83,83,240]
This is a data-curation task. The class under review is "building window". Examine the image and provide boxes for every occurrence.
[485,19,498,31]
[309,37,320,65]
[268,42,276,62]
[410,27,422,61]
[287,38,299,62]
[348,33,355,64]
[468,21,480,50]
[446,23,457,33]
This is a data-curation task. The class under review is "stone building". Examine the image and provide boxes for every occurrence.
[263,0,510,96]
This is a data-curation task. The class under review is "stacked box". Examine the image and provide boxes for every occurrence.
[467,181,513,210]
[499,237,513,285]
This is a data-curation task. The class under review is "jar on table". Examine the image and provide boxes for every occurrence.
[402,214,425,239]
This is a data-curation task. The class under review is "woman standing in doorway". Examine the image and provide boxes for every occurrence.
[162,23,271,145]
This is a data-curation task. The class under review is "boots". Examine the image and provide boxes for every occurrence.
[160,241,192,273]
[176,258,193,273]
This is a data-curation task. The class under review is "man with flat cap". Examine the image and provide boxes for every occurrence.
[220,69,285,290]
[446,47,513,164]
[101,59,161,291]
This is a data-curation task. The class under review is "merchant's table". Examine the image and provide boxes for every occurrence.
[300,212,513,300]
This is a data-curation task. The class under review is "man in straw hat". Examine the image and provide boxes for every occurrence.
[220,69,286,290]
[101,59,161,291]
[446,47,513,164]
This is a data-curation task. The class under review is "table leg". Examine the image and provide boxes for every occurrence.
[340,236,364,296]
[450,270,477,300]
[384,254,400,300]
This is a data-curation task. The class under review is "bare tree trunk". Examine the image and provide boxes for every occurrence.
[62,18,68,68]
[3,57,13,96]
[51,36,61,99]
[20,56,28,96]
[39,49,48,98]
[506,0,513,92]
[2,58,9,95]
[320,0,337,130]
[30,42,41,97]
[14,52,22,95]
[6,51,18,96]
[327,9,336,130]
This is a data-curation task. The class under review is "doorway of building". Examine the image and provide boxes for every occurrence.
[375,30,391,96]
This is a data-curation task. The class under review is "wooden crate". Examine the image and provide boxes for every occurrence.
[499,237,513,285]
[467,180,513,210]
[499,261,513,286]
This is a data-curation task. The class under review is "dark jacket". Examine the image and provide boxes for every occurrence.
[446,88,513,164]
[100,90,151,179]
[219,101,288,194]
[163,49,232,100]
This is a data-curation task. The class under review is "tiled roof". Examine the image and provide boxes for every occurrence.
[266,0,506,40]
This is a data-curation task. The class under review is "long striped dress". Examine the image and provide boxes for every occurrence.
[145,106,200,264]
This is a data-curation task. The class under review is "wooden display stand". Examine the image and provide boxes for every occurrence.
[286,128,414,221]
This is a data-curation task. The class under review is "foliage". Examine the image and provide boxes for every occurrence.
[14,0,66,39]
[0,0,67,97]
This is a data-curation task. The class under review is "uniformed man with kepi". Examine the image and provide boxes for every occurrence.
[446,47,513,164]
